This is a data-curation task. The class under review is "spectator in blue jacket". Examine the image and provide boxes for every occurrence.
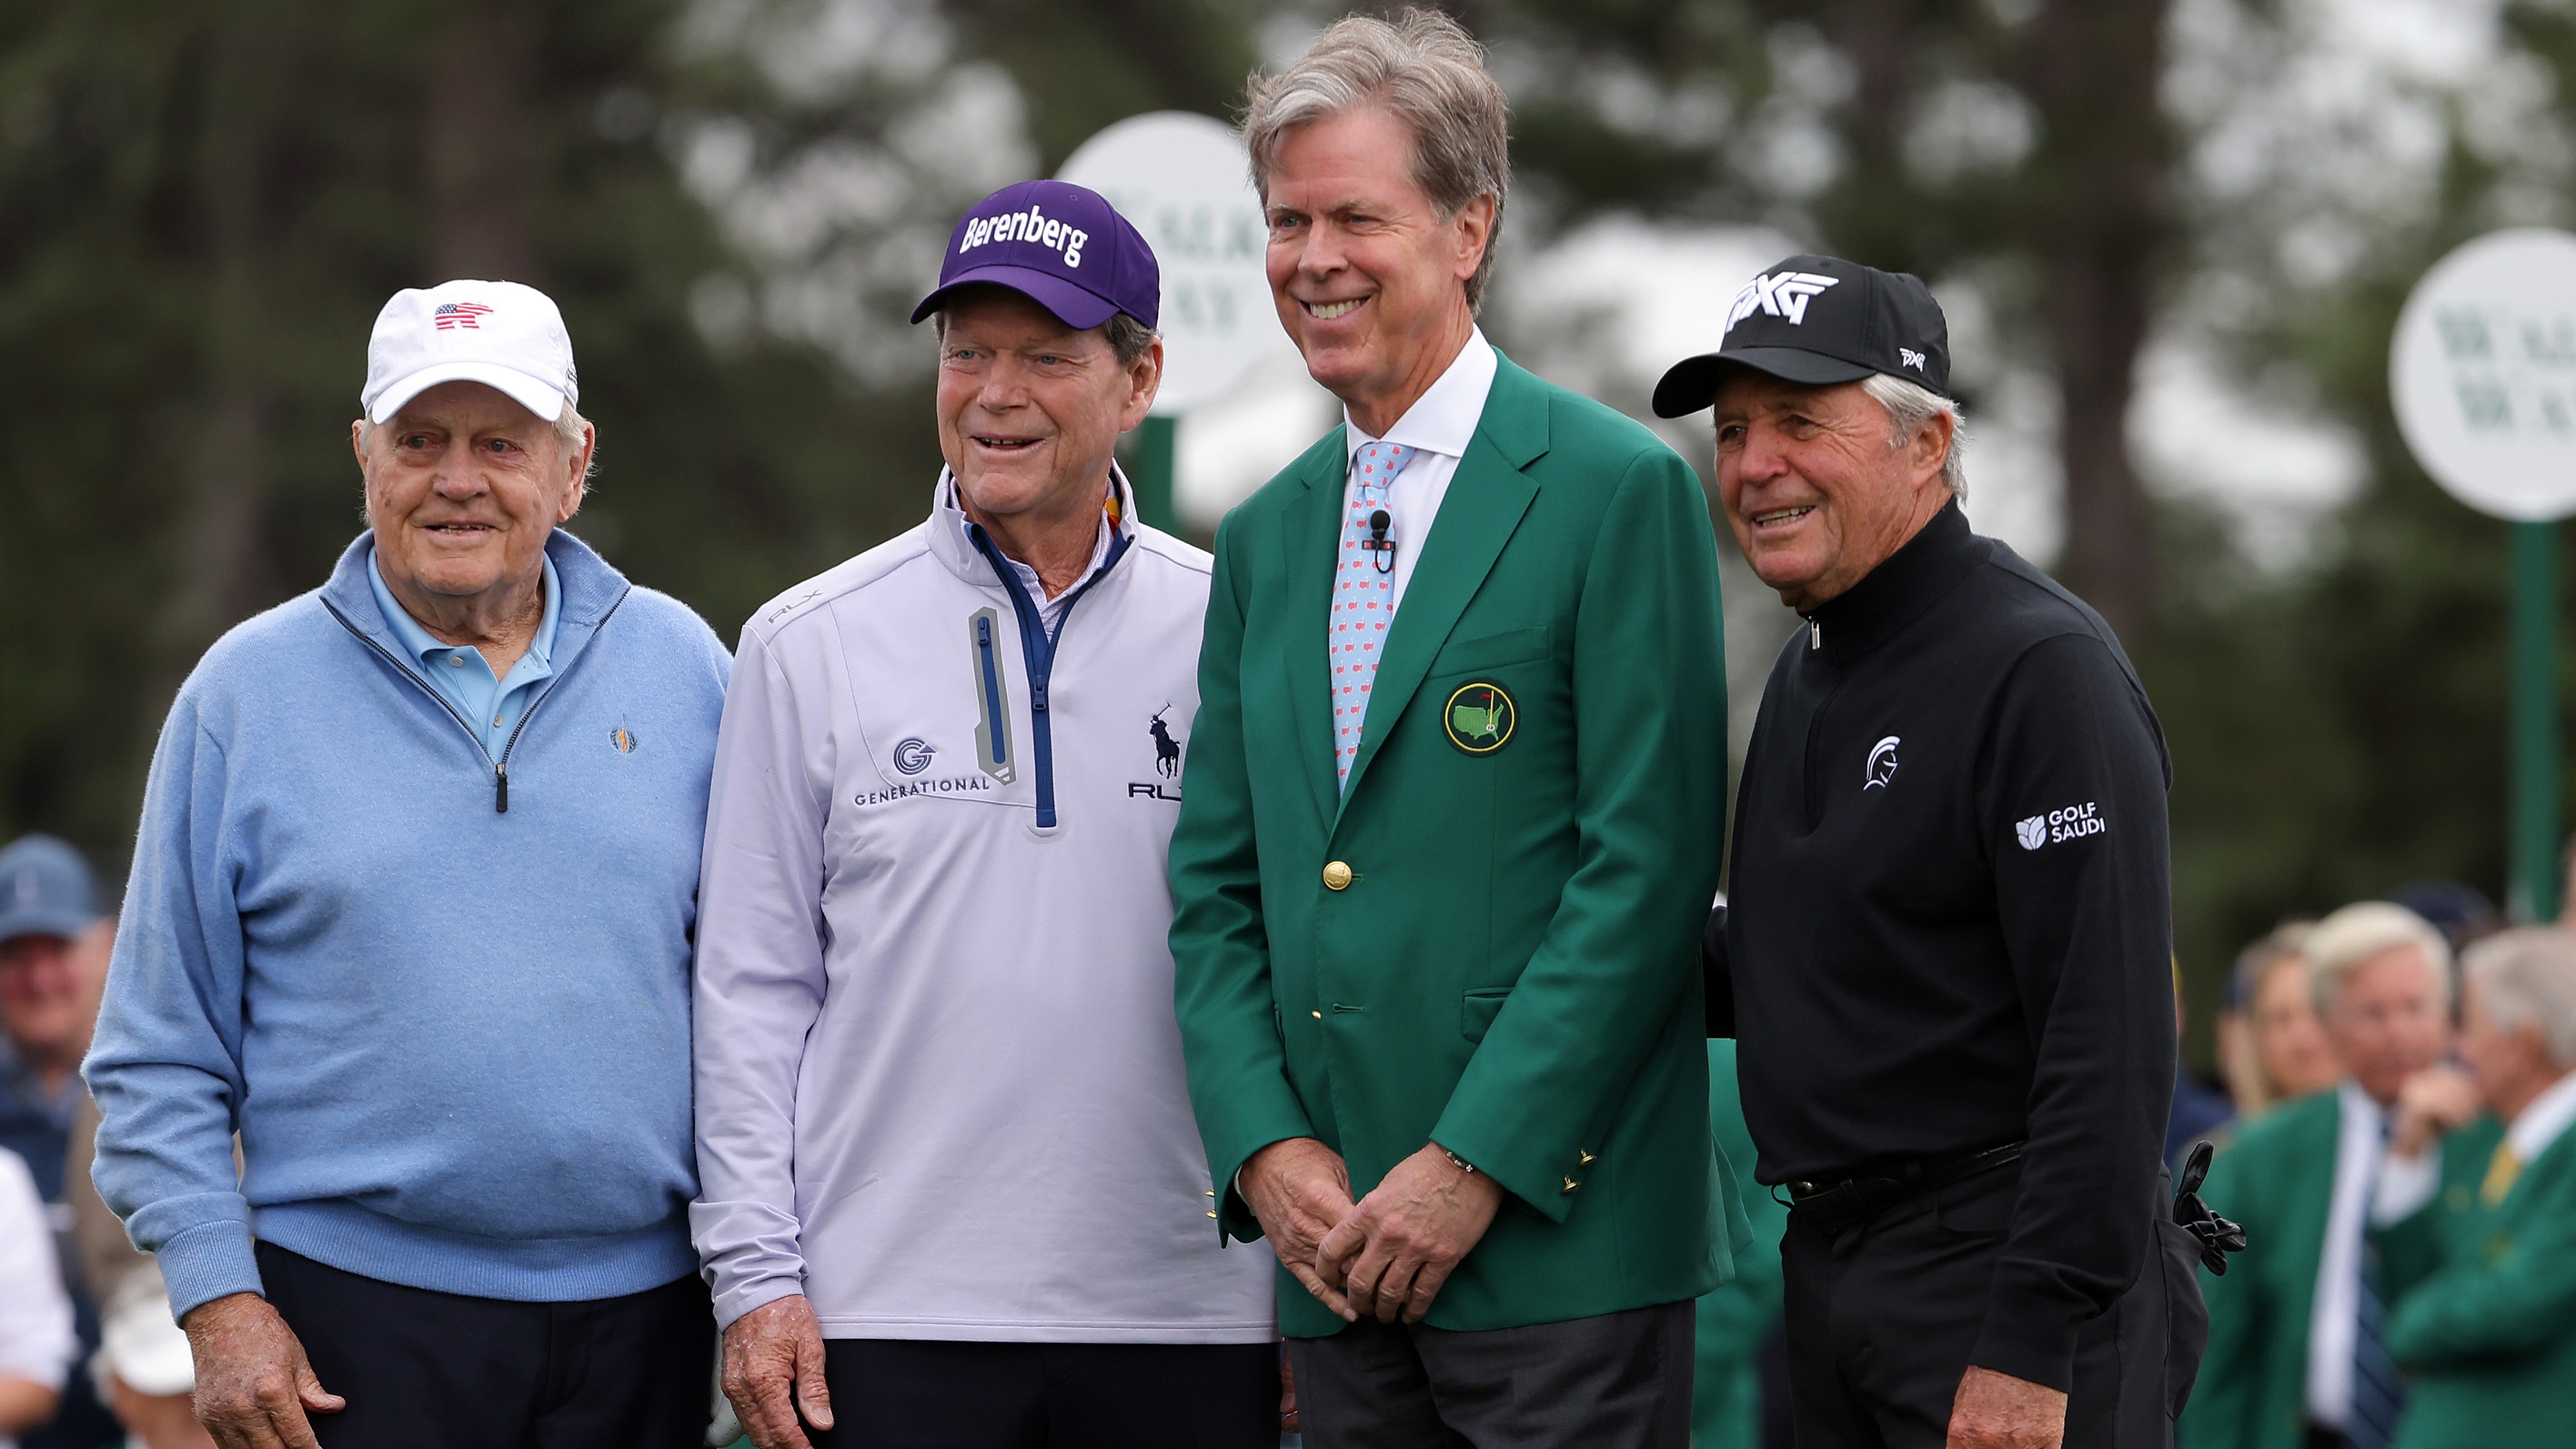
[85,280,731,1449]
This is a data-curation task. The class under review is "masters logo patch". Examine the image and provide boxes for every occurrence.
[1444,682,1517,755]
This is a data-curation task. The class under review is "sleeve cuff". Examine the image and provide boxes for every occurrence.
[154,1218,263,1323]
[1970,1268,2091,1393]
[2373,1147,2442,1225]
[711,1275,806,1333]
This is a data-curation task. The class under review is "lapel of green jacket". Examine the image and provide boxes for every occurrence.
[1282,425,1350,827]
[1336,354,1548,820]
[2274,1093,2339,1327]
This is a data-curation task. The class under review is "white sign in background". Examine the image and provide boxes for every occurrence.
[2392,227,2576,522]
[1058,111,1293,416]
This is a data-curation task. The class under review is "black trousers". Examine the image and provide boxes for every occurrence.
[1288,1301,1695,1449]
[1779,1163,2201,1449]
[798,1338,1278,1449]
[257,1242,714,1449]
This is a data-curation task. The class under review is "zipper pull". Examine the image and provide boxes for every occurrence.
[1808,617,1821,651]
[495,762,509,814]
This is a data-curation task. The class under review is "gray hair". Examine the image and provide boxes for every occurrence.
[2463,928,2576,1067]
[1243,8,1511,311]
[2306,902,2454,1016]
[360,398,594,477]
[1861,373,1967,498]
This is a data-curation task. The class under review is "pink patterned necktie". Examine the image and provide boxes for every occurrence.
[1333,439,1415,788]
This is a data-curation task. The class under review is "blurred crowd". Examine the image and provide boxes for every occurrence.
[9,822,2575,1449]
[0,835,207,1449]
[1693,871,2576,1449]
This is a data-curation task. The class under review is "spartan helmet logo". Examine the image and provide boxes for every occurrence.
[1864,736,1900,790]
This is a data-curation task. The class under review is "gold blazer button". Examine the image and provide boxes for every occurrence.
[1322,861,1354,891]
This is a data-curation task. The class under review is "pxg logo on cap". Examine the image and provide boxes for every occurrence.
[363,279,580,427]
[912,180,1161,334]
[1652,253,1951,418]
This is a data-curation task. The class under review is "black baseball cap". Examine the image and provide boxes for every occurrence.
[1652,254,1951,417]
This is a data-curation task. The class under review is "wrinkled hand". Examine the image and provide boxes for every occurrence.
[181,1293,342,1449]
[1317,1143,1503,1324]
[2390,1063,2481,1159]
[1947,1365,2066,1449]
[1240,1138,1359,1320]
[722,1295,833,1449]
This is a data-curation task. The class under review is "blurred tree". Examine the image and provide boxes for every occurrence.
[1458,0,2172,639]
[0,0,934,873]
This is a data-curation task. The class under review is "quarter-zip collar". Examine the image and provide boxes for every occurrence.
[926,466,1141,833]
[1801,500,1982,664]
[924,464,1142,591]
[318,527,635,810]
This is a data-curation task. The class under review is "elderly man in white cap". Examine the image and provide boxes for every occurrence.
[85,281,733,1449]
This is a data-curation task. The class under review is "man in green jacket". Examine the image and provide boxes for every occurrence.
[2368,926,2576,1449]
[1167,11,1733,1446]
[2185,902,2464,1449]
[1697,1036,1789,1449]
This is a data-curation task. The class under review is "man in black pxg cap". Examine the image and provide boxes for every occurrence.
[1665,257,2206,1448]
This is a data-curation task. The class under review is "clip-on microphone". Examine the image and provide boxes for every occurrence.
[1362,508,1396,573]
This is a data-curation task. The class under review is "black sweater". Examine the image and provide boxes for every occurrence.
[1721,502,2176,1392]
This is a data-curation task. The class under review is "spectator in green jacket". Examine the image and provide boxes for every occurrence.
[2183,902,2458,1449]
[2369,926,2576,1449]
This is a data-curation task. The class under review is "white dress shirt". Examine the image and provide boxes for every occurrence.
[2306,1081,2390,1429]
[1340,328,1499,616]
[2376,1065,2576,1224]
[0,1147,76,1441]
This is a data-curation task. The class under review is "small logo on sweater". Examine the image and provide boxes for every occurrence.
[610,724,639,755]
[893,738,936,775]
[2017,803,2104,850]
[1864,736,1900,789]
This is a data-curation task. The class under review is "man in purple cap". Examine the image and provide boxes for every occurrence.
[692,180,1277,1449]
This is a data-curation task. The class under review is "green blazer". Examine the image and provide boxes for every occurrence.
[1169,353,1737,1338]
[2182,1090,2341,1449]
[2184,1091,2502,1449]
[2377,1114,2576,1449]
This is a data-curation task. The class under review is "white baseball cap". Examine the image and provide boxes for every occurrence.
[361,279,580,426]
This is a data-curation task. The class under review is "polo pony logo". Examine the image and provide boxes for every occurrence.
[1148,706,1181,778]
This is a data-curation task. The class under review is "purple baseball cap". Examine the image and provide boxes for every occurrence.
[910,180,1161,332]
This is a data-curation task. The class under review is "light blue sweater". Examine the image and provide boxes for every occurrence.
[86,531,730,1318]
